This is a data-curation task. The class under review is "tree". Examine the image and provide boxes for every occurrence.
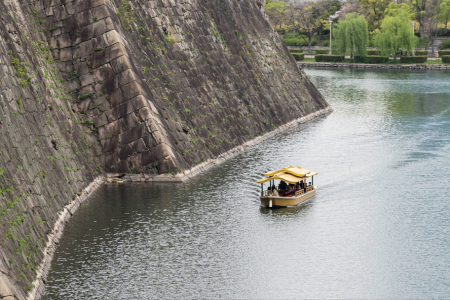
[357,0,391,32]
[291,3,324,52]
[315,0,343,37]
[333,13,369,60]
[423,0,440,54]
[411,0,430,37]
[265,0,286,29]
[437,0,450,29]
[375,10,418,59]
[384,3,414,19]
[291,1,337,52]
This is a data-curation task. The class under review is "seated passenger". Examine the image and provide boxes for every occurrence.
[271,186,279,196]
[279,181,287,191]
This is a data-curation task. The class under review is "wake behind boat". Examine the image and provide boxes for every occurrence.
[256,166,317,207]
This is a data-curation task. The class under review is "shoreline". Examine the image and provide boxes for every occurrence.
[28,107,332,299]
[107,107,333,183]
[28,176,104,300]
[299,62,450,70]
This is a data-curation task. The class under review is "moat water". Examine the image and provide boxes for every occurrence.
[42,69,450,299]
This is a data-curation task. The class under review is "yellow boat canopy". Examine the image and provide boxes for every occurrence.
[256,166,318,184]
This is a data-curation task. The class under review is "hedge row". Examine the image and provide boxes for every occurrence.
[441,40,450,50]
[399,56,428,63]
[283,37,317,47]
[315,49,329,54]
[414,50,428,56]
[442,55,450,63]
[315,55,345,62]
[289,48,303,54]
[367,50,380,55]
[292,53,305,61]
[354,56,389,63]
[438,50,450,57]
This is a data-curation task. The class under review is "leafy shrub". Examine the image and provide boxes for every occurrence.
[292,53,305,61]
[283,36,317,47]
[354,55,389,63]
[441,39,450,49]
[322,40,330,47]
[418,37,430,48]
[315,55,344,62]
[289,48,303,54]
[315,49,329,54]
[414,50,428,56]
[367,50,380,55]
[438,50,450,57]
[442,55,450,63]
[399,56,427,63]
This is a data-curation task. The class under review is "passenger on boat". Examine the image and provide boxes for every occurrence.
[279,180,287,191]
[271,186,279,196]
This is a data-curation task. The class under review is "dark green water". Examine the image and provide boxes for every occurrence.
[42,69,450,299]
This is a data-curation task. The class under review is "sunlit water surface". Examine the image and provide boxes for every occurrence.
[42,69,450,299]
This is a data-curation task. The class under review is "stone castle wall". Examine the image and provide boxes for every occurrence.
[36,0,330,179]
[0,0,330,298]
[0,0,102,298]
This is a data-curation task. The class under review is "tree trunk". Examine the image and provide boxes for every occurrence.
[431,37,435,55]
[308,36,312,53]
[419,21,425,38]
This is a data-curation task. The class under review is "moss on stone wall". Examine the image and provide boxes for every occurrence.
[0,0,329,298]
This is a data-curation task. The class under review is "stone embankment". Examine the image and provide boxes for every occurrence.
[0,0,330,299]
[299,62,450,70]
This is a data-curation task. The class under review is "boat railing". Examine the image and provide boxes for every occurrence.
[295,190,304,197]
[262,185,314,197]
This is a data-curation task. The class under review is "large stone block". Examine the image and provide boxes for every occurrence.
[120,113,139,130]
[93,63,115,82]
[91,5,109,21]
[105,119,121,136]
[110,55,132,74]
[119,125,144,145]
[79,40,93,58]
[76,10,94,28]
[117,69,137,87]
[121,81,142,101]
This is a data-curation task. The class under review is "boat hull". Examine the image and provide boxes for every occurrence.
[260,188,316,207]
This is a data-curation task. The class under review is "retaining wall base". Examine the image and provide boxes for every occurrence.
[299,62,450,70]
[106,106,333,183]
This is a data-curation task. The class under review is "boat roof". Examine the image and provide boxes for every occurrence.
[256,166,318,184]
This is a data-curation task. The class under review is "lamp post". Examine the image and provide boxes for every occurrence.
[328,20,333,54]
[412,21,415,56]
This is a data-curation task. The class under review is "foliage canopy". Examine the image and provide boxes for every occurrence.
[375,10,418,59]
[332,13,369,59]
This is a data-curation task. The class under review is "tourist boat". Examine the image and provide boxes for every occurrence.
[256,166,318,207]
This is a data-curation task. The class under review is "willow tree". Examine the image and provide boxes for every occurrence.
[333,14,369,61]
[374,10,418,60]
